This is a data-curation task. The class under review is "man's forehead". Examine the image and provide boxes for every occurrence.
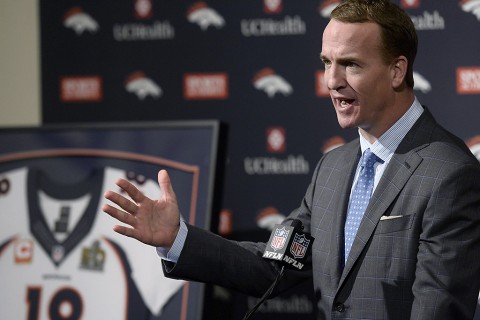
[321,20,382,54]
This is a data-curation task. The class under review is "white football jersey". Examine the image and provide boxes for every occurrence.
[0,166,184,320]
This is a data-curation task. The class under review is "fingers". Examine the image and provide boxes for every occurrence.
[104,188,138,215]
[158,169,175,199]
[112,224,139,240]
[102,203,134,226]
[102,202,145,242]
[116,178,146,204]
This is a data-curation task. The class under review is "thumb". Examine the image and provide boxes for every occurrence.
[158,169,175,198]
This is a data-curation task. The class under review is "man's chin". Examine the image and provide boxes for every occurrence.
[336,115,356,129]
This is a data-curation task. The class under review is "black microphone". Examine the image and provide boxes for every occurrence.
[262,219,314,270]
[243,219,314,320]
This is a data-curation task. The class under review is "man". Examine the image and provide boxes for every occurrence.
[103,0,480,319]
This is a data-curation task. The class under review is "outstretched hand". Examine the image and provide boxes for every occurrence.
[102,169,181,248]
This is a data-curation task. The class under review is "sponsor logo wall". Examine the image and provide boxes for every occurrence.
[40,1,480,319]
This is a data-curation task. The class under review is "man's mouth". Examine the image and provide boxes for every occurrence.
[339,99,354,107]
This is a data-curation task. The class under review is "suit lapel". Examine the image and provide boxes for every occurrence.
[339,151,423,279]
[337,109,435,288]
[330,142,361,284]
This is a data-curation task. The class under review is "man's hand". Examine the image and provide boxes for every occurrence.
[102,169,181,248]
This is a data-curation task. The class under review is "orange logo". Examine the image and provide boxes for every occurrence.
[60,76,102,102]
[322,136,346,154]
[183,73,228,100]
[318,0,341,18]
[266,127,286,153]
[217,209,233,237]
[63,7,99,35]
[253,68,293,98]
[15,239,33,264]
[134,0,153,19]
[457,67,480,94]
[401,0,421,9]
[187,2,225,30]
[264,0,283,14]
[459,0,480,20]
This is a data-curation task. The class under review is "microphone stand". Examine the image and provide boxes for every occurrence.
[242,265,285,320]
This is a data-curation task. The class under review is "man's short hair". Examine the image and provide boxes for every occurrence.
[331,0,418,88]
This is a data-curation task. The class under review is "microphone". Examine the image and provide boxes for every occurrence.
[243,219,314,320]
[262,219,314,270]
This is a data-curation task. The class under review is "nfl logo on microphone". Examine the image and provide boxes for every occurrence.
[271,226,289,251]
[290,233,310,259]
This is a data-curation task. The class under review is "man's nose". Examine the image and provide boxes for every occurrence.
[326,65,346,91]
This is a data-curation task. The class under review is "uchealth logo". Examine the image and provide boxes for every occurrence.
[457,67,480,94]
[125,71,162,100]
[244,126,309,175]
[240,3,306,37]
[410,11,445,30]
[112,0,174,41]
[460,0,480,20]
[318,0,341,18]
[187,2,225,30]
[266,127,286,153]
[413,71,432,94]
[253,68,293,98]
[401,0,421,9]
[183,73,228,100]
[241,16,306,37]
[315,70,329,97]
[60,76,102,102]
[264,0,283,14]
[63,7,99,35]
[134,0,153,20]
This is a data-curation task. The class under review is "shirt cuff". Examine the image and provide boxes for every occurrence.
[156,219,188,263]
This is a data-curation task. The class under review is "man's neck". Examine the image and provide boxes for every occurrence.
[359,91,415,143]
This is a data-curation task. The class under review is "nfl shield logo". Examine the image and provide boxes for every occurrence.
[51,245,65,263]
[271,226,289,251]
[290,233,310,259]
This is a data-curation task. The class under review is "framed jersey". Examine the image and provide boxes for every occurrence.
[0,120,221,320]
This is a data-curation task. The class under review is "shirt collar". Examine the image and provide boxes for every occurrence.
[359,97,424,162]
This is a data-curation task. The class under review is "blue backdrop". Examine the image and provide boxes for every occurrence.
[40,1,480,319]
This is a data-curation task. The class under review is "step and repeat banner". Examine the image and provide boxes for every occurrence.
[40,0,480,319]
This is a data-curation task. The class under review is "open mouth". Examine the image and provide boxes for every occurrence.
[339,99,354,107]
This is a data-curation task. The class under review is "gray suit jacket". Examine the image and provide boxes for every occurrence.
[164,109,480,319]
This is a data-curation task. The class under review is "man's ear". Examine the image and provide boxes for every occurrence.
[391,56,408,89]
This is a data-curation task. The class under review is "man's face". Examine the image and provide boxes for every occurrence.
[321,20,397,139]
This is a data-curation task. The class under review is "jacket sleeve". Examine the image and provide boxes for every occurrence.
[161,161,324,298]
[162,223,313,298]
[410,161,480,319]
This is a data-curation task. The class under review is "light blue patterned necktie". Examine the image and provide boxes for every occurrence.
[344,148,380,264]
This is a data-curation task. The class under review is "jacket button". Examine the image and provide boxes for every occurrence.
[333,302,345,312]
